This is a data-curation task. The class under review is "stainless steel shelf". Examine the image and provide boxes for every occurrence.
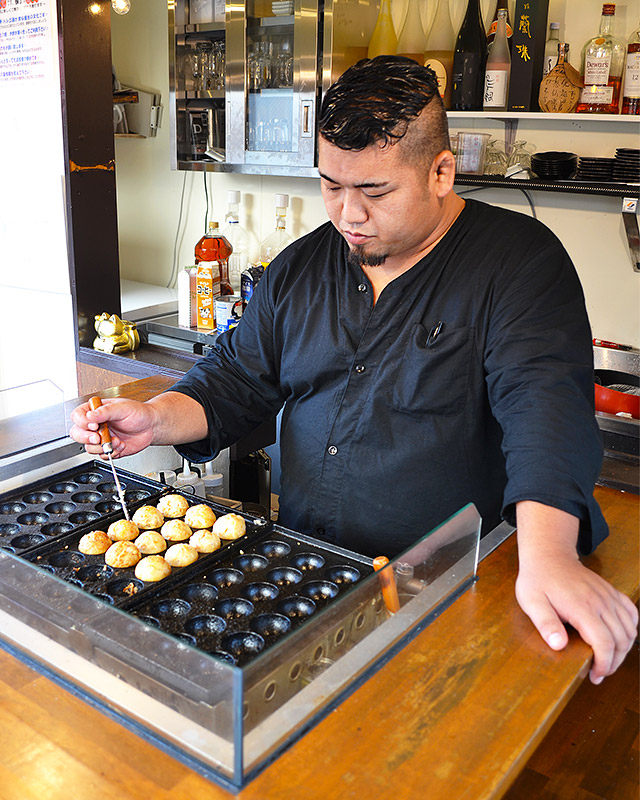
[454,174,640,198]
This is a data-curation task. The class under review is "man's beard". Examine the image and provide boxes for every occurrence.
[347,245,388,268]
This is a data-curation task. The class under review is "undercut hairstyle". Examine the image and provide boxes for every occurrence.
[318,56,451,168]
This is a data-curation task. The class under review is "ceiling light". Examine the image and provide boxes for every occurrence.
[111,0,131,14]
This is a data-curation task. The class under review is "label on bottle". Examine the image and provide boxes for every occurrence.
[543,54,558,77]
[424,58,448,98]
[624,52,640,97]
[488,19,513,38]
[579,85,614,105]
[483,69,509,108]
[584,56,611,86]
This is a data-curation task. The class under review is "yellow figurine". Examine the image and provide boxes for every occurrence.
[93,313,140,354]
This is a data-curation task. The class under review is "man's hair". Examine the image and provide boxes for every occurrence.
[318,56,450,166]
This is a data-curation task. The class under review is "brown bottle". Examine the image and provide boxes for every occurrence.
[195,221,234,295]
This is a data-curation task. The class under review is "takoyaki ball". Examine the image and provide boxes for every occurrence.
[189,529,221,553]
[105,541,141,568]
[107,519,140,542]
[160,519,192,542]
[78,530,111,555]
[164,543,198,568]
[134,555,171,582]
[134,531,167,555]
[212,513,246,540]
[132,505,164,530]
[184,503,216,530]
[156,494,190,518]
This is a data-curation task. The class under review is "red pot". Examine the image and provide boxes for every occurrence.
[594,383,640,419]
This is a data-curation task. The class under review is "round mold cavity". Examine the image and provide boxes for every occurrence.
[276,595,316,619]
[185,614,227,636]
[175,633,197,646]
[209,650,237,666]
[17,511,49,525]
[49,550,85,568]
[66,578,84,588]
[266,566,303,587]
[150,597,191,619]
[300,580,340,602]
[76,564,114,583]
[250,612,291,640]
[96,481,127,494]
[94,593,115,604]
[48,481,78,494]
[209,568,244,588]
[44,501,77,515]
[242,581,280,603]
[71,491,102,504]
[37,563,56,573]
[220,631,265,658]
[69,511,101,525]
[0,501,26,515]
[256,540,291,559]
[0,545,16,554]
[233,553,269,573]
[76,472,103,484]
[106,577,145,598]
[125,490,150,503]
[95,500,121,513]
[10,533,46,550]
[41,522,74,536]
[325,565,361,585]
[213,597,254,621]
[0,523,21,537]
[139,615,161,628]
[292,552,325,571]
[180,582,219,604]
[22,491,54,505]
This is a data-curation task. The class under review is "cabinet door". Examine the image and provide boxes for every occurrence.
[226,0,319,168]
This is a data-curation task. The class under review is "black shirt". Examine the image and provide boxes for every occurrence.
[173,199,606,558]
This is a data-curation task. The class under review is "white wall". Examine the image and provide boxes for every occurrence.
[112,0,640,347]
[0,0,77,417]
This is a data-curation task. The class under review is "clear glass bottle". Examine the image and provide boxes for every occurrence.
[451,0,487,111]
[259,193,293,266]
[622,24,640,115]
[576,3,626,114]
[423,0,455,108]
[396,0,427,64]
[486,0,512,51]
[367,0,397,59]
[483,8,510,111]
[543,23,561,77]
[222,190,250,293]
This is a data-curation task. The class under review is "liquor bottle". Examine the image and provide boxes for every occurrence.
[621,24,640,115]
[451,0,487,111]
[396,0,427,64]
[367,0,397,59]
[241,262,265,309]
[195,221,233,329]
[423,0,455,108]
[486,0,512,51]
[221,190,250,293]
[576,3,625,114]
[259,194,293,266]
[543,23,561,77]
[483,8,510,110]
[539,43,581,114]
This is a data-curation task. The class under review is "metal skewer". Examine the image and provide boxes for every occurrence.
[88,396,130,520]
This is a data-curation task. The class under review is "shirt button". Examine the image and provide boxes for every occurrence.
[355,364,366,374]
[357,283,367,292]
[327,445,338,456]
[316,527,325,536]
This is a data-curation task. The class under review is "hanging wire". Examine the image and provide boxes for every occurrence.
[168,171,189,289]
[203,170,210,232]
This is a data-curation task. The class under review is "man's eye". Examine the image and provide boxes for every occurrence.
[365,192,387,199]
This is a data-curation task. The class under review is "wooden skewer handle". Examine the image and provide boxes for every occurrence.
[373,555,401,614]
[88,396,112,448]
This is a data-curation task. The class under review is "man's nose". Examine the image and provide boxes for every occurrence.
[340,191,368,226]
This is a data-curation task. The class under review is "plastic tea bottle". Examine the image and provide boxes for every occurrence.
[396,0,427,63]
[543,23,561,77]
[621,24,640,115]
[222,190,250,293]
[367,0,397,59]
[483,8,510,111]
[259,193,293,267]
[576,3,625,114]
[195,221,232,329]
[424,0,456,108]
[451,0,487,111]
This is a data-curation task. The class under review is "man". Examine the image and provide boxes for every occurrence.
[70,57,637,683]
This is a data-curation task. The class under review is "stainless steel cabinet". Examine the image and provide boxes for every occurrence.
[169,0,380,176]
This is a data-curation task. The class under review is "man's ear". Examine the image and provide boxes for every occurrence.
[431,150,457,197]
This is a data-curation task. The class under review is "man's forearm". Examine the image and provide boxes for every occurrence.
[146,391,209,446]
[515,500,580,565]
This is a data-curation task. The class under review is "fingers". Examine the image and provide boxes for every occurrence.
[516,583,569,652]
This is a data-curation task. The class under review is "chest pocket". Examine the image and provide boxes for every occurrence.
[392,324,475,417]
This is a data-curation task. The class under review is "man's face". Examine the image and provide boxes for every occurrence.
[318,135,444,269]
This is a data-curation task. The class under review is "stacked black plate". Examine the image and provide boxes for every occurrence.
[530,151,578,180]
[575,157,615,182]
[613,148,640,183]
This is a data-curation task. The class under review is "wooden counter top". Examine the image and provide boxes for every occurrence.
[0,378,638,800]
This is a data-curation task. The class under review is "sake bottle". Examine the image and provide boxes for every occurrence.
[396,0,427,63]
[368,0,397,59]
[423,0,455,108]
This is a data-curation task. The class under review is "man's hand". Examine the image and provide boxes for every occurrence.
[69,391,208,459]
[515,500,638,684]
